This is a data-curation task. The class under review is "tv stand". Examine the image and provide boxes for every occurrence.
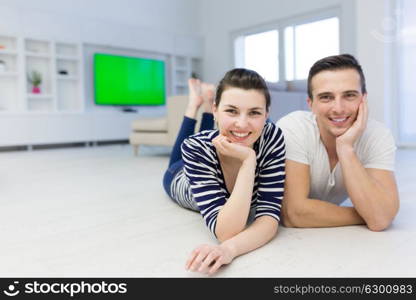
[121,107,138,113]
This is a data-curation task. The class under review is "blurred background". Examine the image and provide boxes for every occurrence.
[0,0,414,149]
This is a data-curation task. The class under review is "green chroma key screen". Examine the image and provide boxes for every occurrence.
[94,53,165,106]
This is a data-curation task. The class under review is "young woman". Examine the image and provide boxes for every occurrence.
[163,68,286,275]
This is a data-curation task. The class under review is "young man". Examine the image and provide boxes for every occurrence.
[277,54,399,231]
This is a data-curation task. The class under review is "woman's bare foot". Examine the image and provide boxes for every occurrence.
[185,78,203,119]
[201,82,216,113]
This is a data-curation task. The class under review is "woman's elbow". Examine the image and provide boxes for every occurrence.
[255,216,279,240]
[267,218,279,236]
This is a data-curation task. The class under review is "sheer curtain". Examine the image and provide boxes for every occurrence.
[398,0,416,145]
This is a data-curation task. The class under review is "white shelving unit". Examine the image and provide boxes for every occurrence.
[55,42,83,112]
[0,36,83,114]
[24,38,54,112]
[22,38,83,113]
[171,55,202,96]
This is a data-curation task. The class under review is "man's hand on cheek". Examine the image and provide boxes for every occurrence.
[336,95,368,153]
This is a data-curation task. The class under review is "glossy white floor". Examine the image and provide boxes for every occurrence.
[2,144,415,277]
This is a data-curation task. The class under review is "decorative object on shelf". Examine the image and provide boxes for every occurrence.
[0,44,5,50]
[27,70,42,94]
[58,69,68,75]
[191,72,199,79]
[0,60,6,72]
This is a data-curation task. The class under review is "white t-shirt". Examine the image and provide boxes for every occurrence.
[276,111,396,205]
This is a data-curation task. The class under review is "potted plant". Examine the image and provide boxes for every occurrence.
[27,70,42,94]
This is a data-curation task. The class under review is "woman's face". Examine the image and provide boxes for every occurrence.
[213,87,268,148]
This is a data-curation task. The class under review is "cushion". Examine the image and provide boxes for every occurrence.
[131,118,168,132]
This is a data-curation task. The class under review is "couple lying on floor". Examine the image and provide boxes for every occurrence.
[162,54,399,275]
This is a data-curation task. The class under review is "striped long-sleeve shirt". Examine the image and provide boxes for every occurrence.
[171,122,286,235]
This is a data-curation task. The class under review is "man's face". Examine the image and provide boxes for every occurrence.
[308,68,365,139]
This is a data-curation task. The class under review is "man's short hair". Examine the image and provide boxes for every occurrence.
[307,54,367,99]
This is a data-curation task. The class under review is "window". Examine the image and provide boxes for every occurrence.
[285,17,339,80]
[235,30,279,82]
[234,14,340,83]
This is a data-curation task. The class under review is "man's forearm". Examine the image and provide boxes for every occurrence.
[337,146,398,230]
[284,198,365,228]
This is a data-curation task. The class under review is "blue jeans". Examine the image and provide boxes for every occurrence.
[162,113,214,197]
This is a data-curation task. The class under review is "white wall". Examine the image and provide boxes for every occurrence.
[0,0,203,56]
[0,0,202,36]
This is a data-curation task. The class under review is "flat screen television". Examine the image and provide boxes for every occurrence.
[93,53,166,106]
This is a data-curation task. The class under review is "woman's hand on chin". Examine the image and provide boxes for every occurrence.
[213,134,256,162]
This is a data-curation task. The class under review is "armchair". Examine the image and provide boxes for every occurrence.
[129,95,201,155]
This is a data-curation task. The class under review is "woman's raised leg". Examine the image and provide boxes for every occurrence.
[168,78,203,167]
[199,82,216,132]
